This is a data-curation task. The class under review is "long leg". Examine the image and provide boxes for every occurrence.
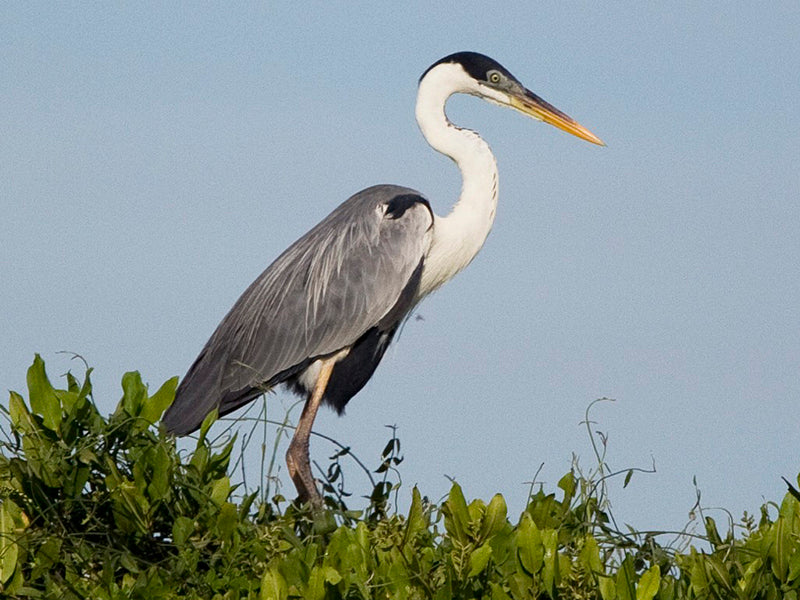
[286,358,335,507]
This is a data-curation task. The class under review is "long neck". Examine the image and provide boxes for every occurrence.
[415,72,500,297]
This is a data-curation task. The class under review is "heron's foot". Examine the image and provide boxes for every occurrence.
[286,437,322,509]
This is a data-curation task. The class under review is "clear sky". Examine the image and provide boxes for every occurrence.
[3,3,799,534]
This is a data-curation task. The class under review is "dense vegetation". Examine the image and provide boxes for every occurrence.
[1,355,799,598]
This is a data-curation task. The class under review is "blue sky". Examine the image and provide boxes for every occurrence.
[3,3,799,533]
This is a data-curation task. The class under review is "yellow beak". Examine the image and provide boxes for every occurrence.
[510,88,605,146]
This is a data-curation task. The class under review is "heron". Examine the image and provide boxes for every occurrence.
[162,52,603,506]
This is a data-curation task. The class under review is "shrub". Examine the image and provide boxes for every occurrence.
[1,356,799,598]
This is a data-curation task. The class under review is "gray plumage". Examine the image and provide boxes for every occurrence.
[162,184,433,435]
[162,52,603,505]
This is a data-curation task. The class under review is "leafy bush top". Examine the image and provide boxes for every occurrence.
[1,356,799,599]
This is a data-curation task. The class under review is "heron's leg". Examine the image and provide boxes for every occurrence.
[286,358,335,507]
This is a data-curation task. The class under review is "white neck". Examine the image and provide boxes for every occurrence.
[414,63,500,297]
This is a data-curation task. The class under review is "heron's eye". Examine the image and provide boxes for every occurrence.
[488,71,502,84]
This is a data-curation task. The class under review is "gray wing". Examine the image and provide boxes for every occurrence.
[163,184,433,434]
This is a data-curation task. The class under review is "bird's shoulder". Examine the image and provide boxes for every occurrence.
[329,184,433,228]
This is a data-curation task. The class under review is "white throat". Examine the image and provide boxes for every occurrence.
[414,63,500,297]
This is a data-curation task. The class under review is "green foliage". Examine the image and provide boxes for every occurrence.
[1,355,799,598]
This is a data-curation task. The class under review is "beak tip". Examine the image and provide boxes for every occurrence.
[576,130,605,147]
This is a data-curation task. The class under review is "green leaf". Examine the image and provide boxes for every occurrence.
[305,565,338,600]
[0,501,20,584]
[208,437,236,474]
[322,566,341,585]
[469,543,493,577]
[780,487,800,520]
[211,475,231,506]
[636,565,660,600]
[216,502,238,540]
[599,576,617,600]
[120,371,147,417]
[172,516,194,548]
[65,371,80,393]
[688,549,709,594]
[118,551,139,573]
[737,556,762,598]
[516,515,543,575]
[468,498,486,523]
[190,443,209,472]
[58,366,91,415]
[77,367,93,403]
[771,516,789,580]
[142,376,178,424]
[404,487,427,545]
[312,508,338,536]
[8,391,31,432]
[704,516,723,547]
[788,547,800,582]
[541,528,558,595]
[443,482,470,544]
[623,469,633,488]
[478,494,507,542]
[580,535,602,574]
[261,568,287,600]
[616,555,636,600]
[27,354,61,432]
[198,408,219,440]
[705,554,732,592]
[111,480,150,535]
[145,443,171,501]
[32,536,61,574]
[490,582,512,600]
[557,471,576,502]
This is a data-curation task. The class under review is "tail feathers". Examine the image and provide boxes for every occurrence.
[162,348,225,435]
[162,348,270,435]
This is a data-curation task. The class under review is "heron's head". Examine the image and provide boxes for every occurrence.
[419,51,604,146]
